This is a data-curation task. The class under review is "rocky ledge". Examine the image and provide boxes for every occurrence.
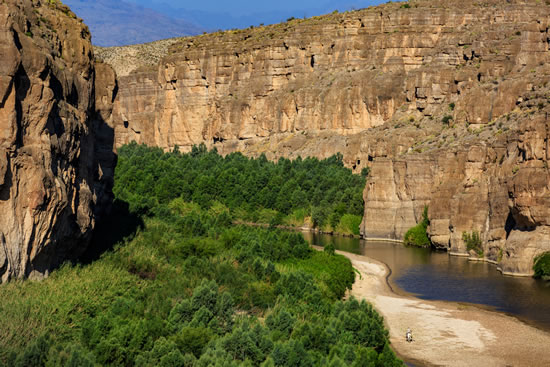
[0,0,116,282]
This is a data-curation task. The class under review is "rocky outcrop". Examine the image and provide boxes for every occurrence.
[99,0,550,276]
[0,0,116,282]
[362,94,550,276]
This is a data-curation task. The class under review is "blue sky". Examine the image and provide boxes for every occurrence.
[125,0,388,15]
[123,0,393,30]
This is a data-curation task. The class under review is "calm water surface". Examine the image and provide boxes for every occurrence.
[303,232,550,332]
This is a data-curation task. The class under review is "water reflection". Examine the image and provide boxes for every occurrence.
[304,232,550,332]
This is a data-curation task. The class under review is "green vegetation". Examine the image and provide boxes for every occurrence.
[533,252,550,280]
[115,142,366,235]
[324,243,336,256]
[361,166,371,178]
[442,115,453,125]
[0,143,402,366]
[462,231,483,257]
[403,206,431,248]
[335,214,363,236]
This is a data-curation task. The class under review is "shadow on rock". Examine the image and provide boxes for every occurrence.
[78,199,144,265]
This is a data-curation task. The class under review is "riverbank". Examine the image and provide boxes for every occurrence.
[339,250,550,367]
[233,221,361,238]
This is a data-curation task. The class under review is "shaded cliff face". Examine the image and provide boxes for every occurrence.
[103,0,550,275]
[0,0,116,281]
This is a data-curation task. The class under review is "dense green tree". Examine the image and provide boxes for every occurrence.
[114,142,365,233]
[1,143,403,367]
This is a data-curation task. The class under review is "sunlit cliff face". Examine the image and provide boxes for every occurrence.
[0,0,116,282]
[103,0,550,276]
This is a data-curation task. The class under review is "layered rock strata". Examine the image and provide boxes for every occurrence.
[0,0,116,282]
[362,91,550,276]
[110,0,550,152]
[101,0,550,275]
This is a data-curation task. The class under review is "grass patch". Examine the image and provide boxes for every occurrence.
[283,208,310,227]
[0,262,140,354]
[335,214,362,235]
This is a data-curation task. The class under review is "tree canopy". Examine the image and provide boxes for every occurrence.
[114,142,365,234]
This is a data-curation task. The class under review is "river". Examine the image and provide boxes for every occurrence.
[303,232,550,332]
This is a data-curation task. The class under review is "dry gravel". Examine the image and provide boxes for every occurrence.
[94,38,183,77]
[341,251,550,367]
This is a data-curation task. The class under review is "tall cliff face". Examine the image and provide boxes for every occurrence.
[102,0,550,275]
[109,0,549,153]
[363,104,550,275]
[0,0,116,282]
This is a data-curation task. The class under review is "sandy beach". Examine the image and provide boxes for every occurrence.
[339,250,550,367]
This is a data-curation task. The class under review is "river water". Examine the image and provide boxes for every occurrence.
[303,232,550,332]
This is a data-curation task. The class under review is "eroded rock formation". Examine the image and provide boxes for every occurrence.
[0,0,116,282]
[109,0,549,151]
[100,0,550,275]
[363,105,550,275]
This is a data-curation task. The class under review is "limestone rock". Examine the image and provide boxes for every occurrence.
[362,107,550,276]
[0,0,116,282]
[100,0,550,276]
[107,0,550,154]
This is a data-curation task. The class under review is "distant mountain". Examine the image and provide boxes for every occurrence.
[63,0,204,46]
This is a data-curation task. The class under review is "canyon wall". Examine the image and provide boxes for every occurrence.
[363,105,550,275]
[107,0,549,153]
[0,0,116,282]
[102,0,550,275]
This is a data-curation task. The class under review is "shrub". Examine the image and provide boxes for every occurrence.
[442,115,453,125]
[269,212,285,228]
[324,243,335,256]
[336,214,362,235]
[403,207,430,247]
[462,231,483,257]
[533,252,550,280]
